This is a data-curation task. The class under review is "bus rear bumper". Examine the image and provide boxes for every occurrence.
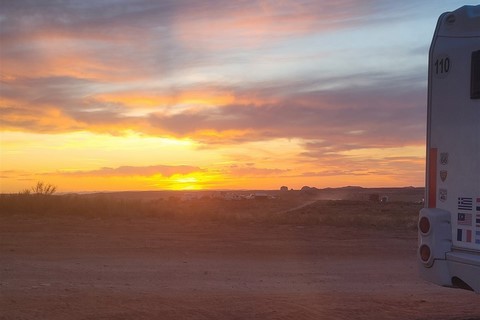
[419,251,480,293]
[445,251,480,293]
[418,259,451,287]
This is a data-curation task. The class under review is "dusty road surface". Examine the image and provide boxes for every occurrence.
[1,215,479,320]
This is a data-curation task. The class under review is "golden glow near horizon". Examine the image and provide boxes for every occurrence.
[1,128,424,192]
[1,1,462,193]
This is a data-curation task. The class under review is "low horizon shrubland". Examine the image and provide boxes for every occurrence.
[0,191,422,230]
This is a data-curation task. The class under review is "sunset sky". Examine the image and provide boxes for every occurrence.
[0,0,470,192]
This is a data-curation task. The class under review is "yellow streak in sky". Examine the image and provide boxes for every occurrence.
[95,90,237,109]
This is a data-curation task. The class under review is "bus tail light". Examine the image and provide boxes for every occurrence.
[419,216,431,235]
[418,208,451,267]
[419,244,431,262]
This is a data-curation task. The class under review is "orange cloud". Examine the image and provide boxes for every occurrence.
[227,165,290,177]
[94,89,238,109]
[58,165,203,178]
[92,85,282,112]
[1,74,427,149]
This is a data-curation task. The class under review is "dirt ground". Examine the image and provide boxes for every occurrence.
[1,215,479,320]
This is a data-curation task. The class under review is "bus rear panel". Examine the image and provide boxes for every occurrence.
[418,5,480,293]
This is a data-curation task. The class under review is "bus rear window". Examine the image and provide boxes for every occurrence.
[471,50,480,99]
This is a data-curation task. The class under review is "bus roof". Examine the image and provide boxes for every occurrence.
[436,5,480,38]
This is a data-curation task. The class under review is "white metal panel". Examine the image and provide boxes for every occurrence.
[428,5,480,251]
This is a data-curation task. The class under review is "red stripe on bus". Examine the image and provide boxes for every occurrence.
[428,148,437,208]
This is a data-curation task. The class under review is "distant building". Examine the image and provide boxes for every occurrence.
[254,193,269,200]
[280,186,288,192]
[221,192,243,200]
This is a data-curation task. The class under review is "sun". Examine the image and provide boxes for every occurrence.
[172,176,201,190]
[148,171,224,191]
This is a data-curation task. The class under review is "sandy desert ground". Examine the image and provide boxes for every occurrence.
[1,197,479,320]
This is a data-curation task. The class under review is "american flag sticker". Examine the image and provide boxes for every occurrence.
[476,198,480,211]
[458,197,473,211]
[458,213,472,226]
[476,214,480,227]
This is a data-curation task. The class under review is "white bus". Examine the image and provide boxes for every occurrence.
[418,5,480,293]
